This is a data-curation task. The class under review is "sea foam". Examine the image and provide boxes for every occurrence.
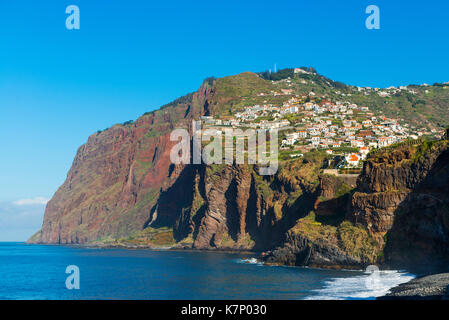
[235,258,264,266]
[305,269,415,300]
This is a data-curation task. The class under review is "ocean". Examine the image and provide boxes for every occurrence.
[0,242,414,300]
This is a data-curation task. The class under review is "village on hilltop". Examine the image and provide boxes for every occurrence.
[198,69,445,171]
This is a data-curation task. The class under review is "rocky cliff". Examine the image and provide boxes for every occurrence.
[355,139,449,272]
[262,136,449,270]
[29,71,449,271]
[28,81,213,244]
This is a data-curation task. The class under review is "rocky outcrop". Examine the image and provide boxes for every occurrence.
[350,191,408,233]
[264,231,362,269]
[348,140,449,271]
[193,165,256,249]
[314,174,353,217]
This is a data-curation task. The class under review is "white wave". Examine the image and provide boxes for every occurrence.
[305,269,415,300]
[235,258,264,266]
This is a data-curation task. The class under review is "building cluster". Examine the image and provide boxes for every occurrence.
[199,88,443,168]
[355,85,418,97]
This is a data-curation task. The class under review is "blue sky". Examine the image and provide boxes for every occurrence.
[0,0,448,240]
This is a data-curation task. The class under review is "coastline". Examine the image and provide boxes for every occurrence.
[25,241,381,272]
[27,241,258,255]
[378,273,449,300]
[20,242,418,299]
[1,242,409,300]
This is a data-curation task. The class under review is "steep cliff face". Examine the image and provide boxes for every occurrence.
[263,185,380,269]
[29,82,213,244]
[28,72,338,254]
[147,156,382,269]
[348,139,449,271]
[149,158,324,251]
[264,139,449,270]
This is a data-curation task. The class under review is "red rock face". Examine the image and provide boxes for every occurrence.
[31,82,212,244]
[192,165,256,249]
[37,122,167,243]
[148,163,279,251]
[29,74,296,248]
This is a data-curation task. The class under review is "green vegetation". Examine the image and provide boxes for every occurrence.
[335,182,354,198]
[252,171,273,200]
[211,72,273,117]
[121,120,134,126]
[370,138,425,158]
[368,138,447,164]
[291,211,337,241]
[292,212,381,263]
[138,227,175,246]
[145,128,159,139]
[258,68,295,81]
[337,221,379,261]
[150,92,194,113]
[414,139,447,161]
[221,233,236,247]
[331,146,359,154]
[121,227,175,246]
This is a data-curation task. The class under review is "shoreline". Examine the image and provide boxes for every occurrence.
[1,242,412,300]
[378,273,449,300]
[26,242,434,273]
[20,242,420,299]
[26,241,373,272]
[26,241,259,255]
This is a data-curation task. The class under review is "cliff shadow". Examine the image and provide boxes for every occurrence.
[224,177,240,242]
[148,165,198,238]
[383,146,449,274]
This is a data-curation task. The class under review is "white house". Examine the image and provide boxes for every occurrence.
[345,153,361,167]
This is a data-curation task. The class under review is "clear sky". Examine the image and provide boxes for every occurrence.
[0,0,448,240]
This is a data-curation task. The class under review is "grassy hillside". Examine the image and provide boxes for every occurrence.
[203,68,449,130]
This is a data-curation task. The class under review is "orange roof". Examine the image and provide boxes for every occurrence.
[349,154,360,162]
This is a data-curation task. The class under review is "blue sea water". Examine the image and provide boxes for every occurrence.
[0,242,414,300]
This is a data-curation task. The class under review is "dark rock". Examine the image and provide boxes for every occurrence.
[378,273,449,300]
[263,232,362,269]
